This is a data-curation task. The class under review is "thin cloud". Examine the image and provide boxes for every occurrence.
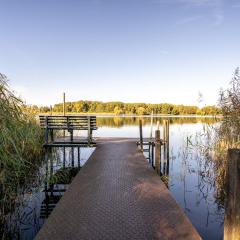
[176,15,202,25]
[178,0,213,6]
[179,0,225,26]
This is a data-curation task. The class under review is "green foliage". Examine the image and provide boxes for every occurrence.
[136,106,147,115]
[0,74,44,234]
[49,167,80,185]
[114,106,124,115]
[219,67,240,132]
[201,106,222,116]
[26,100,221,116]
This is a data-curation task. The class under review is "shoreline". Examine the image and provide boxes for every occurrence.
[37,112,223,118]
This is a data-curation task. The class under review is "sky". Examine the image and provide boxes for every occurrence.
[0,0,240,106]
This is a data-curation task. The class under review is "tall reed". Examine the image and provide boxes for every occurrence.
[0,74,44,237]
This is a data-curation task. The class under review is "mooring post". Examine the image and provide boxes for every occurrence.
[63,92,66,116]
[139,119,143,152]
[224,149,240,240]
[63,147,66,168]
[88,116,91,144]
[163,120,169,144]
[155,129,161,175]
[150,111,154,140]
[63,92,66,138]
[163,120,169,156]
[78,147,81,168]
[71,147,74,167]
[151,142,154,167]
[166,120,170,173]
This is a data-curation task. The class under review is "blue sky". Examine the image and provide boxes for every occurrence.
[0,0,239,106]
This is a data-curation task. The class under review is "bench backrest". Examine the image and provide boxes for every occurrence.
[39,115,97,130]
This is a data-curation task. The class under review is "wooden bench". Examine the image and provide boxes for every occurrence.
[39,115,97,146]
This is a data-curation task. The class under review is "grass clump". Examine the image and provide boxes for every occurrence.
[0,73,44,236]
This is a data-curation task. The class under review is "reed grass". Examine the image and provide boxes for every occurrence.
[0,74,44,238]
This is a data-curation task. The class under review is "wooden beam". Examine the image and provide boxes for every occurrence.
[224,149,240,240]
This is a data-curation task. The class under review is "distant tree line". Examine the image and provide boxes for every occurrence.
[24,101,221,116]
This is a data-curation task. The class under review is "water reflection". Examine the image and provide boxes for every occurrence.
[94,117,224,239]
[96,116,220,128]
[3,147,94,239]
[2,116,227,240]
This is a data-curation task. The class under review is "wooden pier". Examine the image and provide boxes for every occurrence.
[36,137,201,240]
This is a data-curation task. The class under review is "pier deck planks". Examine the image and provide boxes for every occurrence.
[36,138,200,240]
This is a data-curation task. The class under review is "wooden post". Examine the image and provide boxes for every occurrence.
[45,116,49,145]
[88,116,91,144]
[50,149,53,197]
[166,120,169,172]
[50,129,54,142]
[150,111,154,140]
[155,130,161,175]
[139,119,143,152]
[163,120,170,175]
[50,105,53,115]
[63,92,66,116]
[163,120,169,143]
[163,120,169,153]
[224,149,240,240]
[44,148,49,217]
[151,142,154,167]
[71,147,74,167]
[78,147,81,168]
[63,147,66,168]
[63,92,66,138]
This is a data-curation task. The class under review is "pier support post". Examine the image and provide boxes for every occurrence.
[63,92,66,138]
[63,147,66,168]
[45,116,49,145]
[44,148,50,218]
[50,148,53,197]
[88,116,91,144]
[139,119,143,152]
[163,120,170,175]
[224,149,240,240]
[78,147,81,168]
[155,130,161,175]
[71,147,74,167]
[63,92,66,116]
[163,120,169,147]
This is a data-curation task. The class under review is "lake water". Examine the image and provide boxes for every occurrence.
[3,116,225,240]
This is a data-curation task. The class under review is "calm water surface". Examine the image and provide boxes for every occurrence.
[5,116,224,240]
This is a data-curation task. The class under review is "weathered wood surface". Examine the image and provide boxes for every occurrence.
[36,138,200,240]
[39,115,97,130]
[39,115,97,145]
[224,149,240,240]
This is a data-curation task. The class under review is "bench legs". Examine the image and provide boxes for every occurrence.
[45,128,49,145]
[69,130,73,142]
[50,129,54,142]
